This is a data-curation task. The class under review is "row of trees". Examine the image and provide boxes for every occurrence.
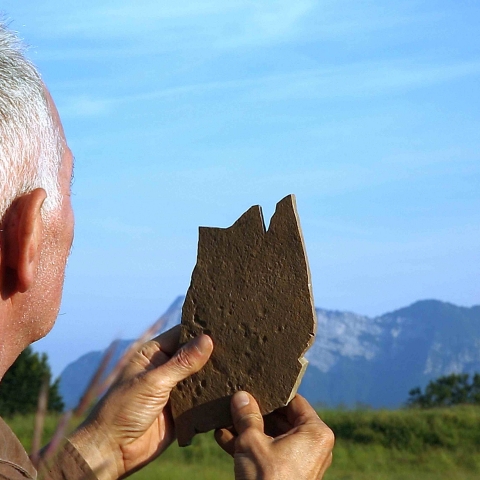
[1,347,480,415]
[0,347,63,416]
[407,373,480,408]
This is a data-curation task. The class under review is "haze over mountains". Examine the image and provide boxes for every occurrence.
[59,297,480,409]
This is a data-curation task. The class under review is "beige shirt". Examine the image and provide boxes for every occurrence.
[0,417,96,480]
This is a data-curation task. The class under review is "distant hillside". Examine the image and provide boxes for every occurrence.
[300,300,480,408]
[59,296,183,409]
[60,298,480,409]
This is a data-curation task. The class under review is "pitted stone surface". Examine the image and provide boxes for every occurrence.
[170,194,317,446]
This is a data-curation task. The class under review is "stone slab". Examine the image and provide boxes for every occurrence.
[170,194,317,446]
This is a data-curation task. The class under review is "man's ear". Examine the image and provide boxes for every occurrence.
[3,188,47,293]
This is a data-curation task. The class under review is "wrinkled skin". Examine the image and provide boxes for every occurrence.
[69,326,334,480]
[69,326,213,479]
[216,392,335,480]
[1,85,334,480]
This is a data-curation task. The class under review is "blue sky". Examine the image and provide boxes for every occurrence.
[3,1,480,376]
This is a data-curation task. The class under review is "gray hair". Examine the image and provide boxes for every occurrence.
[0,22,62,222]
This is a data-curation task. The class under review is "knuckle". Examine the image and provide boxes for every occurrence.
[236,428,264,451]
[316,426,335,449]
[139,340,154,355]
[325,427,336,447]
[139,340,160,358]
[173,347,195,371]
[237,412,263,427]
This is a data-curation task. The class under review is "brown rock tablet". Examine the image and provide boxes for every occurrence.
[170,194,317,446]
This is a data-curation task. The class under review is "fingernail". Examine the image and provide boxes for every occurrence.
[232,391,250,409]
[192,334,213,353]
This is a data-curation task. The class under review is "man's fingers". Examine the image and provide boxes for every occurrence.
[286,395,335,449]
[264,410,293,437]
[151,325,182,356]
[157,334,213,388]
[214,428,236,456]
[231,391,264,436]
[286,394,323,427]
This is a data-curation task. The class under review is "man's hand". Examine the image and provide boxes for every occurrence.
[215,392,334,480]
[69,326,213,480]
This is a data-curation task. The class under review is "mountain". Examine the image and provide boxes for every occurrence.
[59,298,480,410]
[300,300,480,408]
[59,296,183,409]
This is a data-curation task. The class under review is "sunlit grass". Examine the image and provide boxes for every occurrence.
[5,406,480,480]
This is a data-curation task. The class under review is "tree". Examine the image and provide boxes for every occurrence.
[0,347,64,416]
[407,373,480,408]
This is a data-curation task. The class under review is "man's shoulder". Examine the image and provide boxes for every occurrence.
[0,417,36,479]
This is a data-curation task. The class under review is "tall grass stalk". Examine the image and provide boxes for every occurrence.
[29,312,169,468]
[8,406,480,480]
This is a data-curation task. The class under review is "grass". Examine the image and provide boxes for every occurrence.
[320,405,480,451]
[3,413,64,454]
[4,406,480,479]
[321,406,480,480]
[130,430,233,479]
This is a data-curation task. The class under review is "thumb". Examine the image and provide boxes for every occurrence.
[158,334,213,389]
[231,391,265,436]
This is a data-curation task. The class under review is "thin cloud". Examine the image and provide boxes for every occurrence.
[59,95,112,118]
[54,57,480,119]
[95,217,153,240]
[9,0,315,50]
[247,59,480,102]
[7,0,438,61]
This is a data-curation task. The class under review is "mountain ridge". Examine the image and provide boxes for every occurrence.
[59,298,480,409]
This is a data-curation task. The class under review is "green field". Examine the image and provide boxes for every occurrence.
[5,406,480,479]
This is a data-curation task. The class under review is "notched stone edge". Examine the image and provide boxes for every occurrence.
[173,194,318,445]
[277,195,317,405]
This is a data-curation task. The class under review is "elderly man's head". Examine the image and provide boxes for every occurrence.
[0,23,74,374]
[0,22,62,221]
